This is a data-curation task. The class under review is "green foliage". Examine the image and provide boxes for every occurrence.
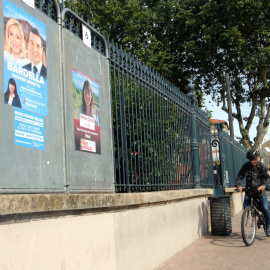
[92,93,99,107]
[73,83,81,119]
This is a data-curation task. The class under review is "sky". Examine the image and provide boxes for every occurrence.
[204,95,270,145]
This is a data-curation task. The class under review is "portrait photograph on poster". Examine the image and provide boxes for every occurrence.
[3,0,48,116]
[72,68,101,155]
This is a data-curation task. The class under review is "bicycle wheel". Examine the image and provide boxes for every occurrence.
[241,206,256,246]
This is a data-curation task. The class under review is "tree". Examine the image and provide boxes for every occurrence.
[179,0,270,149]
[63,0,270,149]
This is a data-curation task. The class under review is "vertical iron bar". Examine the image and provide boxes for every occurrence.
[130,79,138,190]
[112,64,121,191]
[155,89,160,188]
[116,68,124,191]
[175,106,180,186]
[137,82,144,190]
[125,73,133,190]
[226,73,234,139]
[149,87,155,190]
[135,81,141,191]
[134,80,142,191]
[164,91,169,187]
[169,99,174,188]
[143,85,151,190]
[172,103,177,189]
[152,87,157,189]
[141,82,148,190]
[160,89,165,187]
[119,74,129,190]
[166,93,171,187]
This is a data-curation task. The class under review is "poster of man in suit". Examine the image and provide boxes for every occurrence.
[4,0,48,116]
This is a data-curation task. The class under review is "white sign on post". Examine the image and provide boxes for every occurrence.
[21,0,35,9]
[82,24,91,48]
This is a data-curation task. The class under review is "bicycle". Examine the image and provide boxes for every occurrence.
[239,188,266,246]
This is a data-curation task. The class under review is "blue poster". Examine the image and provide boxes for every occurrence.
[14,108,44,150]
[4,0,48,116]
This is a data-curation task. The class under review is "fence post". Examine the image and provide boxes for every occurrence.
[187,82,200,188]
[216,123,228,188]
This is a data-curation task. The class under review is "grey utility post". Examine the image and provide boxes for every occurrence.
[187,82,201,188]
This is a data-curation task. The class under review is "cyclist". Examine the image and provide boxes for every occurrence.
[236,149,270,236]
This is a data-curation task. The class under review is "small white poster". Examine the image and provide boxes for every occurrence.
[21,0,35,9]
[82,24,91,48]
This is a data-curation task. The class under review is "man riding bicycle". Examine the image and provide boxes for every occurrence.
[236,149,270,236]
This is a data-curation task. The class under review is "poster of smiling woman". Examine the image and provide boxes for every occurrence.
[3,0,48,116]
[73,68,101,155]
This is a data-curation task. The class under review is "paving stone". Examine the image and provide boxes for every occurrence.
[155,211,270,270]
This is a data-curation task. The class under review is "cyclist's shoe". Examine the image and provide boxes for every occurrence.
[266,225,270,236]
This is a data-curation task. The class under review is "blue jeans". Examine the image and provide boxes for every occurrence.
[244,194,270,226]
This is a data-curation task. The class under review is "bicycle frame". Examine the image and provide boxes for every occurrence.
[251,198,265,229]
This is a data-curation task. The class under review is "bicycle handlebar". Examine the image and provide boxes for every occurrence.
[235,187,246,192]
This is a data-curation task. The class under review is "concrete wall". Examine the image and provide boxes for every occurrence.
[225,188,245,216]
[0,189,212,270]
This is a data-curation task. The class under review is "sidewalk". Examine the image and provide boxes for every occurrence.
[155,211,270,270]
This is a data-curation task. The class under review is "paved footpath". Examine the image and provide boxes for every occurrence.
[155,211,270,270]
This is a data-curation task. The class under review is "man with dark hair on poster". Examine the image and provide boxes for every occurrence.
[23,28,47,79]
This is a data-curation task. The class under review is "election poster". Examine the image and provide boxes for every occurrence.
[4,0,47,116]
[14,108,44,150]
[73,69,101,154]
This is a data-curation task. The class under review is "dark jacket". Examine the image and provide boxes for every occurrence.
[4,94,21,108]
[236,160,270,196]
[23,62,47,80]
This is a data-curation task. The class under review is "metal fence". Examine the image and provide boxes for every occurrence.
[27,0,250,193]
[33,0,214,193]
[196,110,214,188]
[107,41,214,192]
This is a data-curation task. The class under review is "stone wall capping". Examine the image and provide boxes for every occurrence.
[0,189,213,216]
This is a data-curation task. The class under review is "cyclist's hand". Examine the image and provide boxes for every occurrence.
[237,186,242,192]
[257,186,265,192]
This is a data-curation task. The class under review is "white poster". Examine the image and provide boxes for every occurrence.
[82,24,91,48]
[21,0,35,9]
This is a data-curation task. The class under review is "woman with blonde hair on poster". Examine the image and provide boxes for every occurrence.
[4,18,30,66]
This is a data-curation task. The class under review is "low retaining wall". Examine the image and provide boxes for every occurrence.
[0,189,212,270]
[225,188,245,216]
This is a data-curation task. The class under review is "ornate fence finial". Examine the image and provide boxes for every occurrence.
[186,79,198,106]
[214,123,225,132]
